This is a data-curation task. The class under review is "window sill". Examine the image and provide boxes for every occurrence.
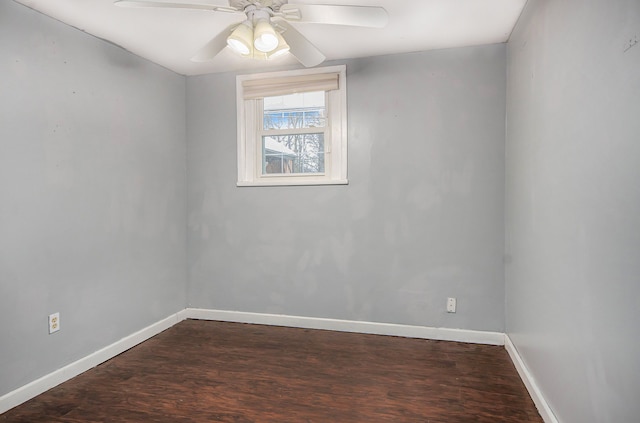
[237,179,348,187]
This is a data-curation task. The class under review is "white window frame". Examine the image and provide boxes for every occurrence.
[236,65,348,187]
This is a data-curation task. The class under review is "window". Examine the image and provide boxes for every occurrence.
[236,65,347,186]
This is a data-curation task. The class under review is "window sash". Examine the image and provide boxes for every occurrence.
[256,97,331,178]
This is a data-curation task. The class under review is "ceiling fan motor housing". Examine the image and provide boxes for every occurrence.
[229,0,288,13]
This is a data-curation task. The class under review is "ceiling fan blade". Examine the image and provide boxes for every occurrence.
[276,21,325,68]
[114,0,240,13]
[279,4,388,28]
[191,24,237,62]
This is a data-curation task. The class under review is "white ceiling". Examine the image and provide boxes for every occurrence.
[14,0,527,76]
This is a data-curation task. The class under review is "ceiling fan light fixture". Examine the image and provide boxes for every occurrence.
[227,20,253,56]
[253,18,279,53]
[267,31,290,58]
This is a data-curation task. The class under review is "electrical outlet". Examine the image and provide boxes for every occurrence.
[48,312,60,334]
[447,297,457,313]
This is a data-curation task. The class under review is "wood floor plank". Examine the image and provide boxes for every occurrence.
[1,320,542,422]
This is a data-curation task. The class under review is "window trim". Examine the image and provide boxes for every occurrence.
[236,65,348,187]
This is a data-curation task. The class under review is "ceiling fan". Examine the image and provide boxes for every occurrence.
[114,0,388,67]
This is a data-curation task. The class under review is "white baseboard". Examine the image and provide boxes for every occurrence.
[504,335,558,423]
[184,308,505,345]
[1,307,534,418]
[0,311,187,415]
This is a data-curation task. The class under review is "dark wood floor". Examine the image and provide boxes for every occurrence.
[1,319,542,422]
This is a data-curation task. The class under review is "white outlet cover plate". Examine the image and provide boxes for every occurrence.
[447,298,457,313]
[48,312,60,334]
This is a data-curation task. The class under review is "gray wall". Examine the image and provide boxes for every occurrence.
[3,0,637,418]
[187,45,506,332]
[505,0,640,422]
[0,2,187,396]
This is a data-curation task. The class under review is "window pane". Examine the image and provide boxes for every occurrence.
[263,91,326,130]
[262,134,325,175]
